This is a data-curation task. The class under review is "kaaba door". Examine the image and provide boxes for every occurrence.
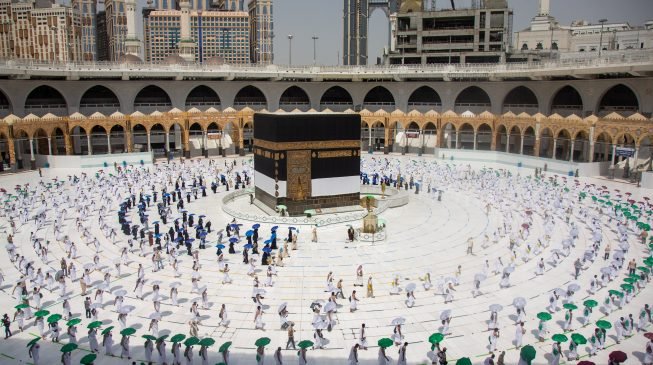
[286,150,312,200]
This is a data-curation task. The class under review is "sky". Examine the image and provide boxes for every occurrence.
[268,0,653,66]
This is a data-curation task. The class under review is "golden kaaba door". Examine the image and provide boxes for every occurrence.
[286,150,311,200]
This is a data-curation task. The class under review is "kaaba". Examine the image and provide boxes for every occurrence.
[253,113,361,216]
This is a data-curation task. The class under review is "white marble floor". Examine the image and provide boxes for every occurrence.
[0,153,651,365]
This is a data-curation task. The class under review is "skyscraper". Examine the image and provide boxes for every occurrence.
[73,0,98,60]
[104,0,128,61]
[248,0,273,64]
[342,0,397,65]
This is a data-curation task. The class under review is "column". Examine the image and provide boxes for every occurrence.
[551,139,557,160]
[368,126,372,152]
[611,144,617,166]
[7,138,15,170]
[29,138,36,170]
[165,132,170,152]
[505,133,510,153]
[383,126,390,154]
[107,134,112,154]
[202,131,208,157]
[634,147,639,167]
[473,131,477,150]
[588,141,595,163]
[147,131,152,152]
[47,137,52,155]
[519,135,524,155]
[569,140,575,162]
[533,138,540,157]
[64,133,72,155]
[454,132,459,149]
[87,134,92,155]
[490,132,497,151]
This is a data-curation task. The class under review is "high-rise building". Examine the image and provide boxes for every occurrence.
[248,0,272,64]
[104,0,128,61]
[343,0,398,65]
[96,11,109,60]
[73,0,98,60]
[0,0,82,61]
[144,9,250,64]
[153,0,217,11]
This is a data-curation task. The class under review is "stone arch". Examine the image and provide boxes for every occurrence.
[79,85,121,115]
[188,122,205,157]
[522,126,536,156]
[572,130,591,162]
[134,85,172,113]
[89,125,108,155]
[70,126,89,155]
[507,126,521,153]
[363,86,396,111]
[12,129,30,166]
[539,127,554,158]
[550,85,583,117]
[441,122,457,149]
[0,88,12,117]
[477,123,493,151]
[279,86,310,111]
[319,86,354,111]
[234,85,267,109]
[502,86,539,114]
[597,84,640,116]
[32,128,48,155]
[240,121,253,153]
[407,86,442,111]
[131,124,147,152]
[51,127,66,155]
[454,86,491,114]
[458,123,475,149]
[185,85,221,110]
[109,125,125,153]
[495,125,508,152]
[555,129,572,160]
[24,85,68,116]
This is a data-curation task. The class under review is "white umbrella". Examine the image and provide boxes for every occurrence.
[114,289,127,297]
[150,280,162,286]
[119,306,135,314]
[503,265,515,274]
[149,312,161,320]
[553,288,566,296]
[5,243,15,250]
[489,304,503,312]
[391,317,406,326]
[567,283,581,292]
[169,282,182,288]
[91,303,103,309]
[112,258,121,265]
[600,267,612,275]
[191,272,201,279]
[312,321,327,330]
[439,309,452,321]
[96,282,109,290]
[256,288,266,296]
[323,301,336,313]
[474,273,487,282]
[513,297,527,309]
[405,283,416,292]
[277,302,288,313]
[83,263,95,271]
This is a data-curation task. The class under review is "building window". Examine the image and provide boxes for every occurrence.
[521,43,528,50]
[551,42,558,50]
[536,42,543,50]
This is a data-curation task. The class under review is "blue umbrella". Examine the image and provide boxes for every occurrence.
[180,210,187,213]
[252,224,260,229]
[243,243,253,249]
[264,239,272,245]
[152,221,160,224]
[154,234,162,238]
[271,226,279,231]
[185,239,195,243]
[262,247,272,253]
[189,213,195,216]
[246,230,254,237]
[199,232,207,238]
[289,227,297,230]
[199,215,206,218]
[215,244,225,249]
[230,223,242,229]
[174,237,183,242]
[229,237,239,243]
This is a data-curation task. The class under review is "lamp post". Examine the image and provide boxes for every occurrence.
[312,35,319,65]
[598,18,608,58]
[287,34,293,66]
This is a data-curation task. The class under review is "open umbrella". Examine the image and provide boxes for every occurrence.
[563,303,578,311]
[219,341,232,353]
[377,338,393,348]
[513,297,527,309]
[474,273,487,282]
[255,337,271,347]
[171,334,186,343]
[609,350,627,362]
[80,353,97,365]
[428,333,445,344]
[323,301,336,313]
[405,283,416,292]
[583,300,598,308]
[596,320,612,329]
[199,338,215,347]
[101,326,114,335]
[66,318,81,327]
[60,343,78,353]
[114,289,127,297]
[278,302,288,313]
[297,340,314,349]
[537,312,552,321]
[621,284,634,292]
[439,310,452,321]
[567,283,581,292]
[577,361,595,365]
[142,335,157,341]
[391,317,405,326]
[455,358,472,365]
[34,310,50,318]
[552,334,568,343]
[645,332,653,341]
[47,314,62,323]
[519,345,536,364]
[14,303,29,310]
[571,333,587,345]
[26,338,40,348]
[120,327,136,336]
[184,337,200,347]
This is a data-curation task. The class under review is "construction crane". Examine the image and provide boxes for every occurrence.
[450,0,455,10]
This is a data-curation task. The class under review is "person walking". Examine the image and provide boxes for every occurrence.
[285,323,296,349]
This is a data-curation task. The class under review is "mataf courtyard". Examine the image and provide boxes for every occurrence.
[0,154,651,365]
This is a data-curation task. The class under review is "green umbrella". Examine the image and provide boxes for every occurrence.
[47,314,62,323]
[638,267,650,273]
[623,277,637,284]
[14,303,29,310]
[120,328,136,336]
[171,334,186,343]
[156,335,169,342]
[596,320,612,329]
[608,290,624,297]
[255,337,271,347]
[571,333,587,345]
[621,284,634,292]
[184,337,200,347]
[428,332,445,344]
[537,312,552,321]
[297,340,314,349]
[520,345,536,363]
[455,358,473,365]
[87,321,102,329]
[195,338,214,347]
[80,353,97,365]
[26,337,40,348]
[219,341,232,353]
[583,300,598,308]
[66,318,81,327]
[142,335,157,341]
[563,303,578,311]
[100,326,114,335]
[34,310,50,318]
[552,334,568,343]
[60,343,78,353]
[377,338,393,348]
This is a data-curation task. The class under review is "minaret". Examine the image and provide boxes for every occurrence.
[124,0,141,57]
[538,0,550,16]
[178,0,196,62]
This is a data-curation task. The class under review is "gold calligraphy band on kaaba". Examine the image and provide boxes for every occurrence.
[253,139,360,151]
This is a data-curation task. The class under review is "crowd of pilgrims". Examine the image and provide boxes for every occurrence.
[0,155,651,365]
